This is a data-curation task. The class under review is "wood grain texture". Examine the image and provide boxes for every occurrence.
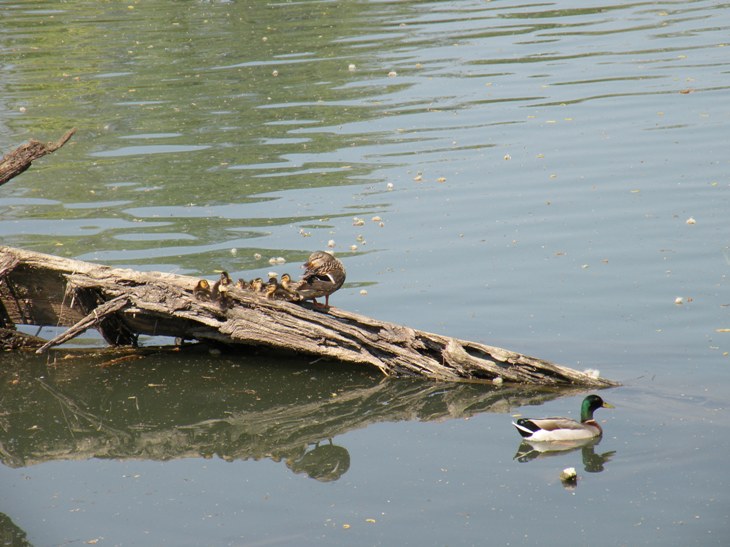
[0,245,618,387]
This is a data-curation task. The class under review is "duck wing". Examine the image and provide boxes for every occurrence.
[297,270,345,297]
[292,275,330,299]
[524,417,588,431]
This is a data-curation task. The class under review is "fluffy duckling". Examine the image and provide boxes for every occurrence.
[193,279,212,301]
[277,273,301,301]
[512,395,614,442]
[264,277,279,299]
[294,251,346,307]
[249,277,264,293]
[235,278,249,290]
[211,271,233,306]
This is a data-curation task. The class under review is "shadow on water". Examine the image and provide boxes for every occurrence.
[1,350,590,481]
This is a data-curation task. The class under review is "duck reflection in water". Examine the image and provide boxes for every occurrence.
[514,437,615,473]
[285,439,350,482]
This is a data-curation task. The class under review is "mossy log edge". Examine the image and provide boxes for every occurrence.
[0,246,618,387]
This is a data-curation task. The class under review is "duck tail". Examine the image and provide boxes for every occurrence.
[512,419,539,438]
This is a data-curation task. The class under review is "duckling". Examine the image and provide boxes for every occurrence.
[235,278,249,290]
[250,277,264,293]
[211,271,233,306]
[294,251,346,308]
[277,273,301,301]
[193,279,212,301]
[512,395,614,442]
[264,277,279,299]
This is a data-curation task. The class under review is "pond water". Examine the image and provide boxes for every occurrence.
[1,0,729,545]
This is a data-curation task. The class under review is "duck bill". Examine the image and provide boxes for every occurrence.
[602,401,615,409]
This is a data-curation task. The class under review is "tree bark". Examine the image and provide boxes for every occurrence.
[0,245,618,387]
[0,128,76,186]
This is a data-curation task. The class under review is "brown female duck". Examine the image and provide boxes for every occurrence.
[293,251,346,307]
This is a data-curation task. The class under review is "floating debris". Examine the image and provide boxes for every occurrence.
[437,177,446,183]
[253,253,262,260]
[352,217,365,226]
[386,182,394,191]
[560,467,578,485]
[327,239,336,248]
[504,154,511,160]
[348,63,356,72]
[686,217,696,225]
[371,216,382,222]
[387,70,397,77]
[675,296,684,305]
[360,289,368,296]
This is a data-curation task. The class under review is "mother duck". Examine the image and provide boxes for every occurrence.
[294,251,346,308]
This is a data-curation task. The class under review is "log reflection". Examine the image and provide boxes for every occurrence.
[1,351,588,480]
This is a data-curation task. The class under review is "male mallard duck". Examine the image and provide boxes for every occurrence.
[512,395,614,441]
[294,251,346,307]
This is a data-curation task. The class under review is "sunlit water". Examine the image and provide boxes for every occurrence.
[1,0,729,545]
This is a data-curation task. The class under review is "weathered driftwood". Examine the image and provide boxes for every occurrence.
[0,245,618,386]
[0,128,76,186]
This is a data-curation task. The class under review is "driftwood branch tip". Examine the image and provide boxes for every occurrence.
[0,127,77,186]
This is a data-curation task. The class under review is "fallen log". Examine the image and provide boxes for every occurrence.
[0,128,76,186]
[0,245,618,387]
